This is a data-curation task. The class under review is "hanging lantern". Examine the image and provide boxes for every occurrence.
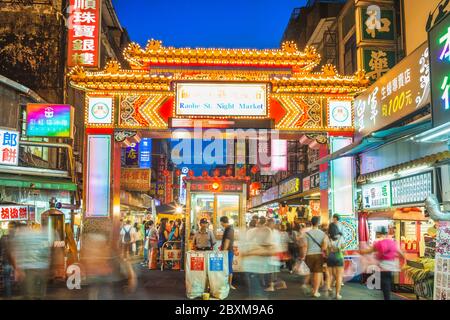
[175,169,181,177]
[213,168,220,177]
[251,165,260,174]
[226,167,233,176]
[202,170,209,178]
[188,170,194,177]
[163,169,170,177]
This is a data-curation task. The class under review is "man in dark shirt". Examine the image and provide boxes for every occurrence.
[0,222,17,298]
[220,216,236,289]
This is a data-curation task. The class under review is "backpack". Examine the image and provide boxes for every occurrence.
[123,227,131,243]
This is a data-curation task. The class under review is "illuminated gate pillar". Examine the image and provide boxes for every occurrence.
[81,128,121,258]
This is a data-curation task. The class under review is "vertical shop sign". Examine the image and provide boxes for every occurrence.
[361,5,395,41]
[139,138,152,168]
[67,0,101,68]
[125,143,139,166]
[429,14,450,128]
[0,129,19,166]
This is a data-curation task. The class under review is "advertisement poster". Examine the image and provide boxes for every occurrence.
[434,221,450,300]
[26,104,73,138]
[361,181,391,209]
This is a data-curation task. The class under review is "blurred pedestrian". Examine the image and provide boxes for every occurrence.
[132,222,141,256]
[320,223,332,293]
[120,220,136,260]
[0,222,17,298]
[265,221,286,291]
[12,223,50,299]
[359,226,405,300]
[220,216,236,289]
[241,216,275,299]
[327,224,345,300]
[142,222,150,266]
[286,222,298,273]
[301,216,328,298]
[148,220,159,269]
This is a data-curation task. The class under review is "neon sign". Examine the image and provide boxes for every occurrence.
[429,14,450,128]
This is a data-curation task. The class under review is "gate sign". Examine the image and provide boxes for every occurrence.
[176,83,267,117]
[0,129,19,166]
[67,0,101,68]
[0,206,28,221]
[354,42,430,141]
[429,14,450,128]
[26,104,73,138]
[88,97,113,124]
[209,254,224,271]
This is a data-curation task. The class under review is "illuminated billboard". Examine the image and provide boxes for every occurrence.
[26,104,73,138]
[176,83,267,117]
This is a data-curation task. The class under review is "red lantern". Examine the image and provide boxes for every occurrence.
[213,169,220,177]
[202,170,209,178]
[251,165,259,174]
[175,169,181,177]
[188,169,194,177]
[163,169,170,177]
[226,167,233,176]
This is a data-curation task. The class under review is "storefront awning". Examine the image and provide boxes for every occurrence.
[358,150,450,183]
[368,209,428,221]
[309,119,432,168]
[0,174,77,191]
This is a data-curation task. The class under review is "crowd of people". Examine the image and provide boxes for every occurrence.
[240,213,404,300]
[119,218,186,270]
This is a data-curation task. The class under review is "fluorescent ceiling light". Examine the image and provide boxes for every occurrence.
[420,126,450,142]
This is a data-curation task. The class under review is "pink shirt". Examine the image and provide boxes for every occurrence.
[373,239,398,261]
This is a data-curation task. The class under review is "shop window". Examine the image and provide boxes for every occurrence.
[215,194,240,237]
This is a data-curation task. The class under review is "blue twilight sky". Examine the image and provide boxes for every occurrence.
[112,0,307,49]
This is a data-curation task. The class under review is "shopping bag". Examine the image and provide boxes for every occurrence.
[293,259,310,276]
[207,252,230,300]
[185,251,207,299]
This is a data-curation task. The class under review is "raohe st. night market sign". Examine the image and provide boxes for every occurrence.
[429,13,450,128]
[354,42,430,141]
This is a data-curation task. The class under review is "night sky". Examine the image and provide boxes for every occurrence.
[112,0,307,49]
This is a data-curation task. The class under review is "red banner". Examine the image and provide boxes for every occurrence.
[0,206,28,222]
[67,0,101,68]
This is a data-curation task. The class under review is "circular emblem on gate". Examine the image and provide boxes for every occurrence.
[331,105,350,123]
[91,102,110,120]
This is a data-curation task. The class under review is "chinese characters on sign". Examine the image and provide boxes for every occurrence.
[362,5,394,40]
[361,181,391,209]
[190,182,243,192]
[363,49,396,81]
[26,104,73,138]
[0,129,19,166]
[67,0,101,67]
[0,206,28,221]
[391,171,433,206]
[429,14,450,128]
[279,177,300,198]
[139,138,152,169]
[125,143,139,166]
[120,168,151,192]
[328,100,352,127]
[354,42,430,141]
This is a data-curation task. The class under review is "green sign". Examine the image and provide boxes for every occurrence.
[361,5,395,41]
[429,13,450,128]
[363,48,396,81]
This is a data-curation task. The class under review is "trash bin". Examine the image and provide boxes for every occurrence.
[185,251,207,299]
[207,251,230,300]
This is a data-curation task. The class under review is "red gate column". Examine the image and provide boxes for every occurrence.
[319,143,329,224]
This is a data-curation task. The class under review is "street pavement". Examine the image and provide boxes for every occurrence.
[34,260,411,300]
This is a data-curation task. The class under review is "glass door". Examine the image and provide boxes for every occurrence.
[215,194,240,238]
